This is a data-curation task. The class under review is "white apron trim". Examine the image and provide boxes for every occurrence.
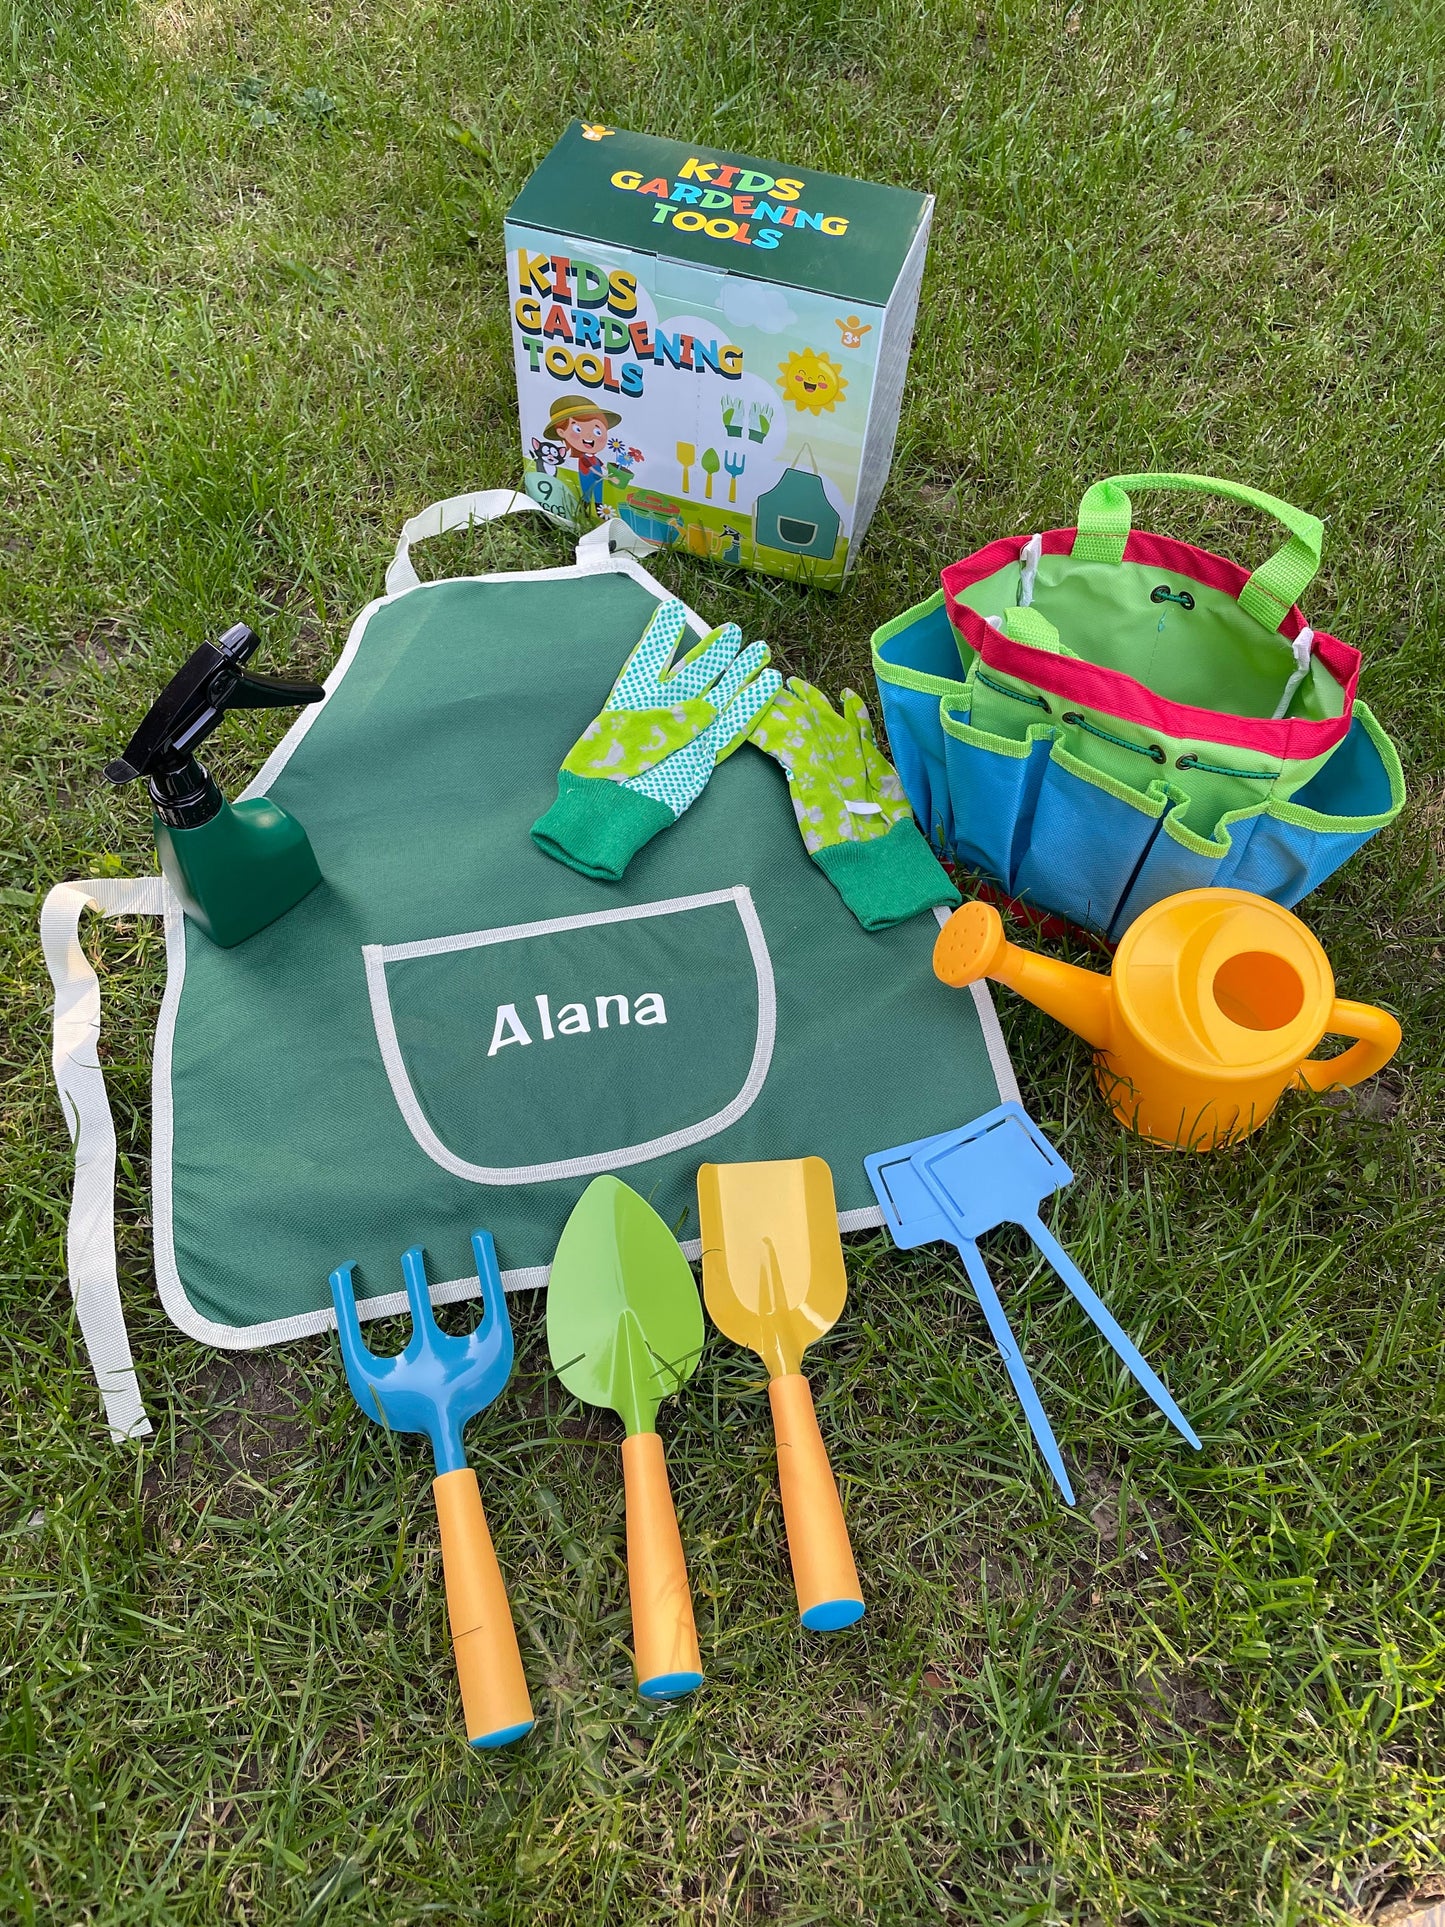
[364,886,777,1185]
[45,488,1011,1435]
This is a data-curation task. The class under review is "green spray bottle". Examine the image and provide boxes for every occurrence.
[105,623,326,948]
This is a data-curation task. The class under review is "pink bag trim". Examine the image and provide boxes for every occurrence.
[940,529,1360,760]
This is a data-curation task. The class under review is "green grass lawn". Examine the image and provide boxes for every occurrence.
[3,0,1444,1920]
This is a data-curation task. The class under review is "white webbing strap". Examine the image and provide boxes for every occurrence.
[384,489,540,596]
[385,487,652,597]
[42,876,170,1440]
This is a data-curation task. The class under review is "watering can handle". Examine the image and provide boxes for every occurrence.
[621,1432,703,1699]
[767,1375,864,1630]
[1073,473,1323,632]
[1294,999,1402,1093]
[432,1469,535,1748]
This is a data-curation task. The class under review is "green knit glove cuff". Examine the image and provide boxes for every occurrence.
[530,770,677,881]
[809,819,960,931]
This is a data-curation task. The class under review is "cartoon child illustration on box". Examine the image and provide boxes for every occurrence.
[545,393,622,512]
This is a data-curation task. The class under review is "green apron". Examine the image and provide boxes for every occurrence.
[45,495,1016,1437]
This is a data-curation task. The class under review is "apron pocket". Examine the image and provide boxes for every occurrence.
[363,886,775,1184]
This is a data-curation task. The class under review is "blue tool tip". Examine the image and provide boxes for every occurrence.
[637,1670,703,1702]
[470,1719,534,1750]
[801,1598,865,1632]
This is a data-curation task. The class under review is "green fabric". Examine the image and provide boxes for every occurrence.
[949,526,1351,836]
[811,820,960,931]
[1072,472,1323,632]
[529,771,676,881]
[998,605,1073,655]
[747,677,958,925]
[533,595,781,876]
[962,640,1333,838]
[747,678,912,850]
[155,566,1011,1338]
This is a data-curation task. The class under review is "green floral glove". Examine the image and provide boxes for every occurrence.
[531,596,781,881]
[748,679,960,930]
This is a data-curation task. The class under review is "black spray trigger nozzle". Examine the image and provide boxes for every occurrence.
[105,622,326,827]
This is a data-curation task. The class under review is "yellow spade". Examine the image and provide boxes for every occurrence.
[696,1158,863,1630]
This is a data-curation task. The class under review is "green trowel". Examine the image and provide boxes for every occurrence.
[547,1176,706,1701]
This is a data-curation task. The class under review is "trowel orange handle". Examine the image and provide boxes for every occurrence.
[621,1431,703,1700]
[768,1374,864,1631]
[432,1468,534,1748]
[1295,998,1402,1092]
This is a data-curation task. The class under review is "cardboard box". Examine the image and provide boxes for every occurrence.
[504,122,933,590]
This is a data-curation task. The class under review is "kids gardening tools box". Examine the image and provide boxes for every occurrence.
[504,122,933,589]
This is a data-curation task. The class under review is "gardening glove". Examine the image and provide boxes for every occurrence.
[748,679,960,931]
[531,597,782,881]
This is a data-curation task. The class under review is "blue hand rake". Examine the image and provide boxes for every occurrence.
[329,1231,533,1747]
[865,1103,1199,1504]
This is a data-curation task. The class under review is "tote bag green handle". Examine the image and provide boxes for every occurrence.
[1072,472,1324,634]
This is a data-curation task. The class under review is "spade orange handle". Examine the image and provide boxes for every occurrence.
[432,1469,534,1748]
[768,1374,864,1630]
[621,1431,703,1700]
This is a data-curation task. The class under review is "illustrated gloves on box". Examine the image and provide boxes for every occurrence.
[748,679,960,931]
[531,597,781,881]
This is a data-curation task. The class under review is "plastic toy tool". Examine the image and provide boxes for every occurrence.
[546,1177,705,1702]
[329,1233,534,1749]
[934,893,1402,1150]
[104,622,324,947]
[865,1102,1200,1505]
[696,1158,863,1631]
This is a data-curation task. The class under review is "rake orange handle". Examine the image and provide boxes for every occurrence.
[432,1468,534,1748]
[768,1374,864,1630]
[621,1431,703,1700]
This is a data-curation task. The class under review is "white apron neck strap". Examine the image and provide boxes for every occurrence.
[386,487,655,595]
[42,876,171,1441]
[384,488,540,596]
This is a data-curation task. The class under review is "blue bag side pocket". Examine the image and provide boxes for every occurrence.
[1112,704,1405,931]
[1218,705,1405,906]
[1011,745,1172,935]
[938,699,1056,890]
[872,592,971,853]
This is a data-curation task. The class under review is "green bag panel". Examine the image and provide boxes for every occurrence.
[150,561,1013,1343]
[951,552,1344,725]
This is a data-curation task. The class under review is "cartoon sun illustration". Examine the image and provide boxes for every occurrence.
[777,347,848,415]
[580,123,615,142]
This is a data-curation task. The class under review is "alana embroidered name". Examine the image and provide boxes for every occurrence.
[488,991,667,1057]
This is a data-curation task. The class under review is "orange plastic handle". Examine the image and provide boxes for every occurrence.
[432,1468,534,1748]
[1295,997,1402,1093]
[621,1431,703,1700]
[768,1374,864,1631]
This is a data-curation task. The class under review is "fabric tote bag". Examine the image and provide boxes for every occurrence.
[872,472,1404,941]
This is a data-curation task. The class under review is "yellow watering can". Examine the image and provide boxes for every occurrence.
[934,888,1401,1150]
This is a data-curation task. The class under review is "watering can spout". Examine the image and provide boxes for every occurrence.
[933,902,1115,1052]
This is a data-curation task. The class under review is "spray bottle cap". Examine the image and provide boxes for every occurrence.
[105,623,325,827]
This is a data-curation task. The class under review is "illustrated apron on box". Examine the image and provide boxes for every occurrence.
[44,493,1018,1439]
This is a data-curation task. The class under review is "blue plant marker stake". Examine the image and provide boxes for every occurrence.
[865,1102,1200,1504]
